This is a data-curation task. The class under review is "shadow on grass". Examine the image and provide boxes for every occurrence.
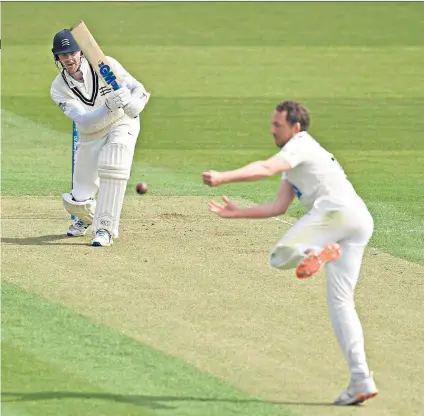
[1,391,336,410]
[1,235,89,246]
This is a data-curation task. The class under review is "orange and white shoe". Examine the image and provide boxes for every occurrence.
[333,372,378,405]
[296,243,342,279]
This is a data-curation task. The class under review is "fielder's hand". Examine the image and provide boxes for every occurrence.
[208,195,239,218]
[105,87,132,112]
[202,170,225,187]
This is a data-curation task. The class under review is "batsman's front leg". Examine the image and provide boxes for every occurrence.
[91,123,139,247]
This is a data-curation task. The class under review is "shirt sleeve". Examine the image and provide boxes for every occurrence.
[276,139,306,168]
[50,85,110,129]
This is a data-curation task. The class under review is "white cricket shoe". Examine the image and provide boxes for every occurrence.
[91,229,113,247]
[67,218,90,237]
[334,372,378,405]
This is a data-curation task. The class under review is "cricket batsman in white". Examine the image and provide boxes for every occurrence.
[202,100,378,405]
[50,29,150,246]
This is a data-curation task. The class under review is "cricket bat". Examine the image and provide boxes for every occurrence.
[70,20,121,91]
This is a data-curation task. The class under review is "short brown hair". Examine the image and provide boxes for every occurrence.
[275,101,310,131]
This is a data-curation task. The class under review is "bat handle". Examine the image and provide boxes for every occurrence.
[112,82,120,91]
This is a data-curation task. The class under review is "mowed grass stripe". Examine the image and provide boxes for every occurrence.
[3,2,423,47]
[3,46,424,99]
[1,282,293,416]
[1,402,31,416]
[1,342,156,416]
[4,97,424,152]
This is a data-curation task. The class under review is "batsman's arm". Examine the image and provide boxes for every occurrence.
[51,88,118,129]
[229,180,295,219]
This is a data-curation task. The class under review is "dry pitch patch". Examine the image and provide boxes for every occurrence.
[2,196,423,416]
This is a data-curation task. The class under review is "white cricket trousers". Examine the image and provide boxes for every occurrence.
[71,119,140,202]
[270,196,374,382]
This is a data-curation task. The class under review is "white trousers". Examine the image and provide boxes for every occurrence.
[270,196,374,382]
[72,119,140,202]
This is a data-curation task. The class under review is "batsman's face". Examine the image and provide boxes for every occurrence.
[270,110,300,148]
[58,51,82,74]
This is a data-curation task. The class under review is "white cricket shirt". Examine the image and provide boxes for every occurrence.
[277,131,359,210]
[50,56,146,140]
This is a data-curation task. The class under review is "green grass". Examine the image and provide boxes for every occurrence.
[2,2,424,415]
[2,344,157,416]
[2,282,292,416]
[3,2,424,47]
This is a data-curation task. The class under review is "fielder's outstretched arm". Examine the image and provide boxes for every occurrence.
[203,155,292,187]
[208,180,295,219]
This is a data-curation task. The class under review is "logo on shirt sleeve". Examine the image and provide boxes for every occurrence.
[58,102,67,112]
[291,183,302,198]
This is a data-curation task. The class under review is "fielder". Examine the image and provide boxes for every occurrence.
[202,101,378,405]
[50,29,150,246]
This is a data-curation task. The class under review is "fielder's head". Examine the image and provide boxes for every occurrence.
[52,29,83,76]
[271,100,310,148]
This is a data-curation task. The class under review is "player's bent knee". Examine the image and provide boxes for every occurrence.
[269,244,300,270]
[62,193,96,223]
[98,142,132,180]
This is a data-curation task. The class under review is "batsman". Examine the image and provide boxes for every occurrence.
[50,28,150,246]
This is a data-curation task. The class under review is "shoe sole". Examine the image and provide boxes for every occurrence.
[91,242,113,247]
[356,391,378,404]
[67,224,91,237]
[296,243,342,279]
[335,391,378,406]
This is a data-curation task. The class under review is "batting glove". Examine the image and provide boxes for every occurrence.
[123,90,151,119]
[105,87,132,112]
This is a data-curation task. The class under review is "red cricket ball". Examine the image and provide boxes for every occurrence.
[136,182,148,194]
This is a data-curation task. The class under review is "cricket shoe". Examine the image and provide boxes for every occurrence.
[91,229,113,247]
[296,242,342,279]
[67,218,90,237]
[334,372,378,405]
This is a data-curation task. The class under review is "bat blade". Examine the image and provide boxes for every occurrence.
[70,20,120,90]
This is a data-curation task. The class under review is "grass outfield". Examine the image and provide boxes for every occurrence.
[2,2,424,416]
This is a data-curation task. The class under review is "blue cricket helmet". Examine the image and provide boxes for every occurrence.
[52,29,80,60]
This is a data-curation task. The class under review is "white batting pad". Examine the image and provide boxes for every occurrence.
[92,142,132,238]
[62,193,96,224]
[97,142,131,180]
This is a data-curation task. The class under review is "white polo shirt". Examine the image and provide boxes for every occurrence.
[277,131,359,210]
